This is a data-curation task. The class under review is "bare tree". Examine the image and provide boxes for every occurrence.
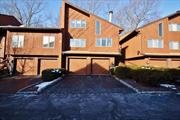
[115,0,160,32]
[69,0,103,15]
[0,0,46,27]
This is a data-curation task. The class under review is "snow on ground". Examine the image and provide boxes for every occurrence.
[36,77,62,92]
[160,84,176,90]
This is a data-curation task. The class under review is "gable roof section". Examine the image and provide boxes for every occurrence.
[0,26,61,33]
[138,10,180,30]
[119,30,139,45]
[64,1,123,30]
[119,10,180,45]
[0,14,22,26]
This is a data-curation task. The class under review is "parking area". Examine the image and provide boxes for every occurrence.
[0,75,41,93]
[45,75,134,94]
[0,75,180,119]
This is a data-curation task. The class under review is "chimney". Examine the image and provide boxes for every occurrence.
[108,11,113,22]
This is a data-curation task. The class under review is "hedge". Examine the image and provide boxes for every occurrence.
[41,68,65,82]
[111,66,180,87]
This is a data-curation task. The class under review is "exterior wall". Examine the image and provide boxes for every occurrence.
[61,3,121,53]
[0,35,5,58]
[125,59,147,66]
[120,14,180,68]
[4,30,62,75]
[120,34,143,59]
[5,31,62,56]
[60,2,122,73]
[140,16,180,54]
[125,58,180,68]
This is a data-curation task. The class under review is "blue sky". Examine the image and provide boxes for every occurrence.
[159,0,180,16]
[44,0,180,23]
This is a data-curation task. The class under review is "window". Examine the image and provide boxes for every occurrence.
[43,36,55,48]
[70,20,86,28]
[96,21,101,35]
[96,38,112,47]
[147,39,163,48]
[158,23,163,37]
[169,41,180,50]
[12,35,24,48]
[70,39,86,47]
[169,23,180,31]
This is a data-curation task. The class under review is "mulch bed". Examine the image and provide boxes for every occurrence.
[123,79,180,92]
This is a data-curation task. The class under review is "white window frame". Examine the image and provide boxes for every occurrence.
[147,39,163,48]
[43,36,55,48]
[12,35,24,48]
[169,41,180,50]
[96,38,112,47]
[70,39,86,47]
[169,23,180,31]
[70,20,86,28]
[96,20,101,35]
[158,23,163,37]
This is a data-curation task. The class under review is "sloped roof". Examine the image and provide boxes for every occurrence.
[0,26,61,32]
[138,10,180,30]
[119,10,180,45]
[64,1,123,30]
[0,14,22,26]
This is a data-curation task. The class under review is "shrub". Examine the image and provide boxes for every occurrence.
[41,68,65,81]
[113,65,180,87]
[110,67,115,75]
[114,66,132,79]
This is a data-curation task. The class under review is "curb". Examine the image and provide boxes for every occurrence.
[113,76,139,93]
[113,76,176,94]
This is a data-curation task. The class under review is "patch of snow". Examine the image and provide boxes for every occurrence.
[160,84,176,90]
[36,77,62,92]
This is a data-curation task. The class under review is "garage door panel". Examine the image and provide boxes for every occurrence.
[150,60,167,67]
[92,59,110,75]
[69,58,87,75]
[40,59,59,73]
[172,61,180,68]
[16,59,36,75]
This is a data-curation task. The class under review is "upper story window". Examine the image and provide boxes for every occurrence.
[169,23,180,31]
[70,39,86,47]
[96,38,112,47]
[43,36,55,48]
[12,35,24,48]
[96,21,101,35]
[70,20,86,28]
[169,41,180,50]
[158,23,163,37]
[147,39,163,48]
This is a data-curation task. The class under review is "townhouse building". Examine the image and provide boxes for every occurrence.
[119,11,180,68]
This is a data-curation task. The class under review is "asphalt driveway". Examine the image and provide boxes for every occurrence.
[0,75,40,93]
[45,75,134,94]
[0,75,180,119]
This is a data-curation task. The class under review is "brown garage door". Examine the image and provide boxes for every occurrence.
[16,59,37,75]
[68,58,87,75]
[150,60,167,68]
[40,59,59,74]
[172,60,180,68]
[91,58,110,75]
